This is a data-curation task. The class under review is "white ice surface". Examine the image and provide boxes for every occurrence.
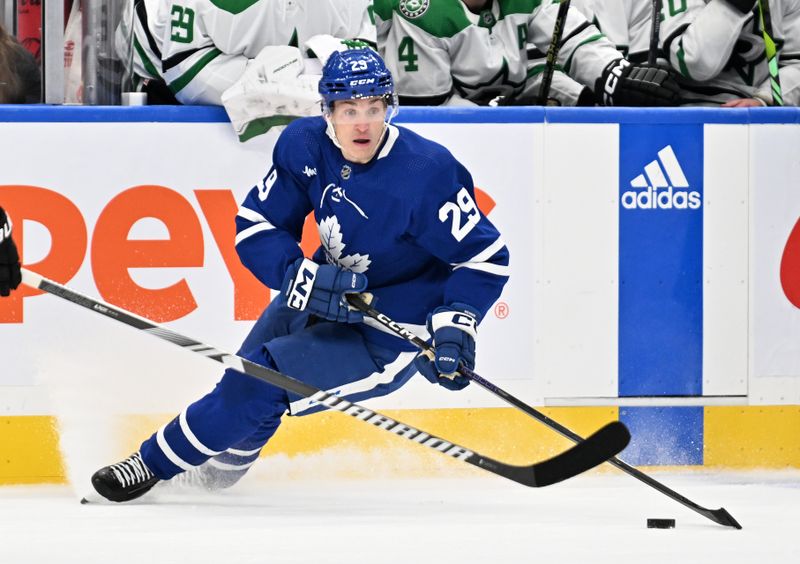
[1,469,797,564]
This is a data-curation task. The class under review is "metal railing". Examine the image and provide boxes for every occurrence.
[2,0,126,104]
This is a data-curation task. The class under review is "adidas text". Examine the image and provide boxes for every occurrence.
[625,145,701,211]
[621,187,701,210]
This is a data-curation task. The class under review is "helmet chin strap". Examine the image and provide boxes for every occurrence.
[324,114,343,150]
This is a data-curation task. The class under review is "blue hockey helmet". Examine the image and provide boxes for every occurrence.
[319,48,398,119]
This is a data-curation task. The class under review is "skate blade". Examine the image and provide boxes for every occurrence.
[80,489,111,505]
[80,487,162,505]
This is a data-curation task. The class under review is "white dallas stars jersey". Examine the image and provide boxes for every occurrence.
[523,0,653,106]
[374,0,622,105]
[570,0,652,58]
[660,0,800,105]
[117,0,375,104]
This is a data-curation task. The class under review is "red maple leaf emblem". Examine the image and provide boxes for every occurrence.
[781,218,800,309]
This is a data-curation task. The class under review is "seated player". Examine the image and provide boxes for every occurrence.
[374,0,681,107]
[659,0,799,106]
[116,0,375,105]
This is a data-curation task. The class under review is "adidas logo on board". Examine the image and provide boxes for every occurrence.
[622,145,701,210]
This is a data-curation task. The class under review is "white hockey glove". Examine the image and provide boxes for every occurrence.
[221,45,322,142]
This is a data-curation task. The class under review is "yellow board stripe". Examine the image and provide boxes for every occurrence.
[2,406,798,485]
[0,416,65,485]
[704,406,800,467]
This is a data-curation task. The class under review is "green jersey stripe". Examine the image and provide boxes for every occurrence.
[209,0,259,16]
[168,48,223,94]
[133,36,160,78]
[563,33,604,75]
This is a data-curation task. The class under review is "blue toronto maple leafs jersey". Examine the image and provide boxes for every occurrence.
[235,116,510,351]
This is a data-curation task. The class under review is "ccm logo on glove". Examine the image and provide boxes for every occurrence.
[602,59,631,105]
[282,257,367,323]
[415,304,480,391]
[286,260,318,310]
[596,59,681,107]
[451,312,478,332]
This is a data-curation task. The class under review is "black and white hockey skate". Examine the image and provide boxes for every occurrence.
[90,451,160,503]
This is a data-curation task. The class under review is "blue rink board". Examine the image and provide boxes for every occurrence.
[0,104,798,124]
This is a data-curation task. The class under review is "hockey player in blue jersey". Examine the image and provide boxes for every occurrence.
[90,47,510,503]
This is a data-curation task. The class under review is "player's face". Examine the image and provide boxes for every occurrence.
[330,97,388,164]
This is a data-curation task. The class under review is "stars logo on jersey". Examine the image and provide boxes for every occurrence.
[399,0,429,19]
[318,216,371,273]
[480,9,496,28]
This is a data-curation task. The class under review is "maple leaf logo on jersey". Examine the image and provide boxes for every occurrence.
[317,216,371,273]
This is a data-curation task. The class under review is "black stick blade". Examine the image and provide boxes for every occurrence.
[530,421,631,487]
[706,507,743,529]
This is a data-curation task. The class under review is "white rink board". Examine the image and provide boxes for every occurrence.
[0,121,280,414]
[0,108,798,415]
[702,125,749,397]
[749,125,800,403]
[536,123,620,400]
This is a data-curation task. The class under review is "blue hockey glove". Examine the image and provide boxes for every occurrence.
[0,210,21,297]
[282,257,367,323]
[414,303,479,391]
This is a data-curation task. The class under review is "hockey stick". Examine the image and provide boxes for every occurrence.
[648,0,663,65]
[21,268,629,489]
[537,0,571,105]
[346,294,743,529]
[758,0,783,106]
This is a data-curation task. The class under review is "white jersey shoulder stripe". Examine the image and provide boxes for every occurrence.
[237,205,269,223]
[453,261,510,276]
[235,223,276,246]
[235,204,277,246]
[457,237,506,264]
[451,237,509,275]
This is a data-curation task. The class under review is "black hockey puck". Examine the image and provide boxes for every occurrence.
[647,518,676,529]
